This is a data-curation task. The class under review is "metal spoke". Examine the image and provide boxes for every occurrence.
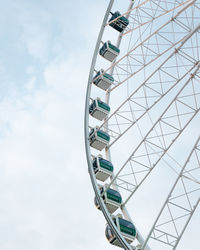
[142,136,200,249]
[105,63,200,203]
[85,1,200,249]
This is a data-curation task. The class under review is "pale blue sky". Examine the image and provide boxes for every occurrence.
[0,1,199,250]
[0,1,112,249]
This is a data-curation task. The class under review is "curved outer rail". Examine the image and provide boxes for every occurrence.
[104,1,152,249]
[84,1,199,249]
[84,0,133,249]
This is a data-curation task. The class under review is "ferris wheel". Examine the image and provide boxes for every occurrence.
[84,1,200,249]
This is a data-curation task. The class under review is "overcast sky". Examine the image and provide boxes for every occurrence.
[0,0,115,249]
[0,1,199,250]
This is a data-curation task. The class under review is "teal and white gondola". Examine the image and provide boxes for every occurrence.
[105,215,137,247]
[99,41,120,62]
[93,69,114,91]
[89,98,110,121]
[109,11,129,33]
[92,155,113,181]
[95,185,122,213]
[89,126,110,151]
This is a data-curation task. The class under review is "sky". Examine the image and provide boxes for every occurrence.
[0,0,114,249]
[0,1,199,250]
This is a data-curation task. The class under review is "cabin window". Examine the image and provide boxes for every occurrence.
[118,217,136,236]
[97,100,110,112]
[102,42,107,51]
[107,188,122,203]
[92,158,98,171]
[108,42,120,53]
[97,130,110,141]
[103,72,114,82]
[99,158,113,172]
[89,129,94,136]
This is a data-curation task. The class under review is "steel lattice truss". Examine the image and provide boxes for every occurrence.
[103,0,200,248]
[105,61,200,198]
[142,136,200,249]
[103,0,200,203]
[100,0,200,147]
[85,0,200,249]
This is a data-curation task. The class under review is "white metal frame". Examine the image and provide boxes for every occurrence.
[84,0,200,249]
[84,1,133,249]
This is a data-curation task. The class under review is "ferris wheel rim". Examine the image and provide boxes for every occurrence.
[84,1,133,249]
[84,1,200,249]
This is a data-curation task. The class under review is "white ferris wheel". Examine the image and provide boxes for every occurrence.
[84,1,200,249]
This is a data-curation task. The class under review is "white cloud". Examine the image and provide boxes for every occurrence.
[0,1,199,250]
[0,43,113,249]
[26,76,36,90]
[20,22,50,62]
[26,65,36,75]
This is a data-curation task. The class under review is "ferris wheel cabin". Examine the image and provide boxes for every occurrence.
[89,126,110,151]
[109,11,129,32]
[99,41,120,62]
[95,185,122,213]
[93,69,114,91]
[89,98,110,121]
[105,215,137,247]
[92,155,113,181]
